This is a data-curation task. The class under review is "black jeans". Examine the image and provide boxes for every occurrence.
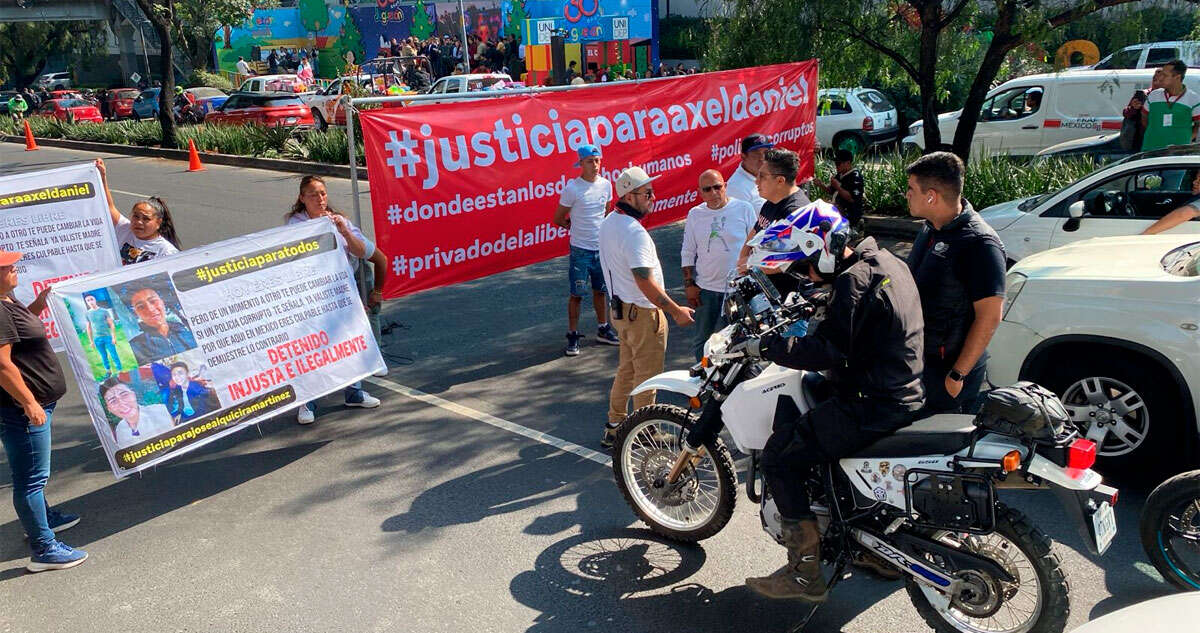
[919,354,988,417]
[761,396,905,520]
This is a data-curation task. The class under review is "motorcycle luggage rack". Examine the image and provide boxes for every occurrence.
[903,468,996,535]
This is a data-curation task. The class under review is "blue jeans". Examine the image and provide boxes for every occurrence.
[568,246,606,297]
[304,382,366,412]
[919,354,989,416]
[94,335,122,373]
[0,404,56,551]
[692,288,726,361]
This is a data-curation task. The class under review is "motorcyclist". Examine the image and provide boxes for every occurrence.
[8,93,28,120]
[734,201,925,601]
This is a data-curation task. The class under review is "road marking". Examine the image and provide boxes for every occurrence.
[111,188,151,198]
[366,377,612,467]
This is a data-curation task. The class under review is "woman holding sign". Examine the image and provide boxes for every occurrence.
[96,159,182,265]
[0,250,88,572]
[285,175,388,425]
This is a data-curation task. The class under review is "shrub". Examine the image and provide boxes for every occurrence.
[188,69,234,93]
[301,128,365,166]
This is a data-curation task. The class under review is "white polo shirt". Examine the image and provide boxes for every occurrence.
[726,162,765,213]
[598,212,663,309]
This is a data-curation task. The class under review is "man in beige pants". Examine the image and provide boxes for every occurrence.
[598,167,695,449]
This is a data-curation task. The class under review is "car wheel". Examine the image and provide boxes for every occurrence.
[833,132,866,156]
[312,109,327,131]
[1041,354,1184,471]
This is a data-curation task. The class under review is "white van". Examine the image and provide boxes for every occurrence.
[1090,41,1200,71]
[903,69,1155,157]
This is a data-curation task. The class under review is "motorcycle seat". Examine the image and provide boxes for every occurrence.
[851,414,977,457]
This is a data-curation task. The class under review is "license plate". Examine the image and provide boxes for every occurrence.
[1092,501,1117,555]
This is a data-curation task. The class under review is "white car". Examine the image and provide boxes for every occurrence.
[36,72,72,90]
[989,233,1200,465]
[815,88,900,155]
[979,147,1200,264]
[421,73,514,104]
[237,74,309,95]
[1087,40,1200,71]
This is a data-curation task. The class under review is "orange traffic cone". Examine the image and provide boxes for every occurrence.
[23,120,38,151]
[186,138,204,171]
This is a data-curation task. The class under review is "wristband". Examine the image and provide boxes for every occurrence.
[948,368,966,382]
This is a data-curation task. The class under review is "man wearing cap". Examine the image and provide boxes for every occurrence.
[726,134,774,213]
[598,167,695,449]
[554,144,618,356]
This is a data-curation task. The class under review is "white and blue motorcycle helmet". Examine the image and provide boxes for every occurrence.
[746,200,850,276]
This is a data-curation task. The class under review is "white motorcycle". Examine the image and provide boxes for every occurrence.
[611,269,1118,633]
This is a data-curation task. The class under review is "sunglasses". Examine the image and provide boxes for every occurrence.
[701,183,725,193]
[631,190,655,198]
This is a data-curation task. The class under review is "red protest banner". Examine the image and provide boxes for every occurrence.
[361,61,819,298]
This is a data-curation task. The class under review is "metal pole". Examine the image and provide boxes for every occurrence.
[458,0,471,72]
[346,99,363,233]
[139,22,151,79]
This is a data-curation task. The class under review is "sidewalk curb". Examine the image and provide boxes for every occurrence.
[864,214,922,239]
[2,135,364,180]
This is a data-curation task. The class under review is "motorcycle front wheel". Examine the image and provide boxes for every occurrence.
[612,404,737,543]
[1140,470,1200,591]
[906,504,1070,633]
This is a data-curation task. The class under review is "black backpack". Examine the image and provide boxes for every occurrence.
[974,381,1069,441]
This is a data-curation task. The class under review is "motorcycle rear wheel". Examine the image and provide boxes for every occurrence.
[906,504,1070,633]
[1140,470,1200,591]
[612,404,737,543]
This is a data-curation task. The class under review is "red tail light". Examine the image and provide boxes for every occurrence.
[862,116,874,131]
[1067,438,1096,470]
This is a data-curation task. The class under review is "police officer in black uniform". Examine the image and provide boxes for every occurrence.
[729,205,925,602]
[904,152,1006,415]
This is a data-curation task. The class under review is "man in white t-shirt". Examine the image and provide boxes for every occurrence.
[236,57,254,77]
[681,170,757,361]
[554,144,618,356]
[598,167,695,449]
[726,134,773,213]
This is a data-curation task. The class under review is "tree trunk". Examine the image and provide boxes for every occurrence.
[917,3,943,152]
[950,2,1021,161]
[152,18,178,149]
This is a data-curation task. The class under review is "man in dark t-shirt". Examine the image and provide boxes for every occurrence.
[736,148,812,299]
[817,149,866,226]
[905,152,1006,415]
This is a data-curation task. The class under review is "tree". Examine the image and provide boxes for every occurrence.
[412,0,436,41]
[135,0,180,149]
[708,0,1200,161]
[299,0,329,34]
[175,0,256,71]
[0,22,104,89]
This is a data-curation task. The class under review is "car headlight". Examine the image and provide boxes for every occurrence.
[908,121,923,135]
[1003,272,1026,319]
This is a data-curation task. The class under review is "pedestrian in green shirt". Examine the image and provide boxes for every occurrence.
[7,94,27,119]
[1141,59,1200,151]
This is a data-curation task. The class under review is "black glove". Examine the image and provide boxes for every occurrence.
[728,336,762,360]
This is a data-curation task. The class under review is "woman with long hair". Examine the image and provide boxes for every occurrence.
[96,159,181,265]
[287,175,388,425]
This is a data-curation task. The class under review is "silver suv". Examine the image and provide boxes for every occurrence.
[36,72,73,90]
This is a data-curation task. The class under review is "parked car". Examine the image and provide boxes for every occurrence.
[105,88,141,120]
[1068,593,1200,632]
[0,90,17,115]
[131,88,161,120]
[236,74,308,95]
[1086,40,1200,71]
[903,69,1155,157]
[1034,132,1131,164]
[815,88,900,155]
[48,90,84,101]
[185,87,229,116]
[34,98,102,124]
[979,146,1200,263]
[35,72,72,91]
[990,233,1200,467]
[301,74,374,130]
[421,73,514,103]
[205,92,314,128]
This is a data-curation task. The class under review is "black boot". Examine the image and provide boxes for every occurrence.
[746,518,827,601]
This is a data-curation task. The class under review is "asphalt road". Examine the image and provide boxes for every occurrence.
[0,144,1182,633]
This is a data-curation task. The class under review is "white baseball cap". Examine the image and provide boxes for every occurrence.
[615,166,659,197]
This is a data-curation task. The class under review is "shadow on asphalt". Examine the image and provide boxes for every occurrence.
[509,528,902,633]
[0,441,328,573]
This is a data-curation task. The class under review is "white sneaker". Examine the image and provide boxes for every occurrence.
[297,407,315,425]
[372,366,388,377]
[345,392,381,409]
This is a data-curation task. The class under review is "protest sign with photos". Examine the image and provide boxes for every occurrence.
[0,163,121,349]
[49,219,385,478]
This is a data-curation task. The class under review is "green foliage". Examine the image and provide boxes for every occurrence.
[659,16,710,60]
[831,150,1100,217]
[176,0,258,70]
[298,0,329,33]
[301,128,365,166]
[0,22,105,89]
[188,69,234,92]
[1048,5,1196,59]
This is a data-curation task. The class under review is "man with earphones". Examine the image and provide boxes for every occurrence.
[904,152,1006,416]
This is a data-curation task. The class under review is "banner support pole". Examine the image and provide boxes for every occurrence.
[345,100,373,316]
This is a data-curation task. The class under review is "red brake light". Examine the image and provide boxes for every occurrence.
[1067,438,1096,471]
[862,116,874,131]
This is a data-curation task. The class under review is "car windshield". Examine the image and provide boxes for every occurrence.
[116,90,139,99]
[856,89,894,113]
[467,77,506,91]
[1160,241,1200,276]
[254,96,302,107]
[59,100,89,107]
